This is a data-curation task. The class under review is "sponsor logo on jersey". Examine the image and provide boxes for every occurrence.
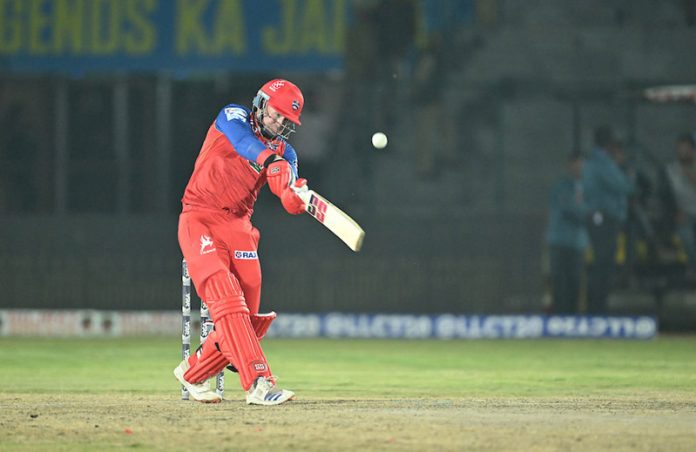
[234,250,258,260]
[224,107,247,122]
[200,235,216,255]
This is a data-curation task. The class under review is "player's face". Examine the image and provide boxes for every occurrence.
[676,141,695,164]
[262,104,290,136]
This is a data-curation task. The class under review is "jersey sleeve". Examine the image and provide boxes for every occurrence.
[284,143,299,179]
[214,105,271,164]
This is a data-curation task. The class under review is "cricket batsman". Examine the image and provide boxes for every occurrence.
[174,79,307,405]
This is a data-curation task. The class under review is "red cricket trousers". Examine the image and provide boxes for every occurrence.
[178,207,262,315]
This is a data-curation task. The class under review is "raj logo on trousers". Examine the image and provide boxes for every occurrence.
[234,250,258,260]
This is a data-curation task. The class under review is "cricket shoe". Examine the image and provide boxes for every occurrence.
[173,360,222,403]
[246,377,294,406]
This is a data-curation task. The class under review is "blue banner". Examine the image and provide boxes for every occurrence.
[0,0,346,74]
[267,314,658,339]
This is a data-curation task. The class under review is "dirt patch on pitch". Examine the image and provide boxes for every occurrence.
[1,394,695,451]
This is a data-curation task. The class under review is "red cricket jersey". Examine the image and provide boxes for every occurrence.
[181,104,298,217]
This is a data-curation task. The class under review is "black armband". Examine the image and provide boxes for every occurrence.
[263,154,280,168]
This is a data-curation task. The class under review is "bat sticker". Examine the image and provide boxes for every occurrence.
[307,194,328,223]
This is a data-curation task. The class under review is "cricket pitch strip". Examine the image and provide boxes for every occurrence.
[1,394,695,451]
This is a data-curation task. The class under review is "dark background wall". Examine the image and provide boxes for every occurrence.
[2,0,696,329]
[0,209,546,313]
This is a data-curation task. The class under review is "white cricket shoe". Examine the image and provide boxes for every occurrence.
[246,377,294,406]
[173,360,222,403]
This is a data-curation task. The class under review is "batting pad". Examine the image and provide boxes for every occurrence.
[251,311,277,340]
[213,312,272,390]
[184,330,229,384]
[184,311,278,382]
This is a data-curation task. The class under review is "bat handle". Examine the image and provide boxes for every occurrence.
[292,186,312,207]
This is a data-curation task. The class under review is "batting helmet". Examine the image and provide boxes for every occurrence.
[254,79,304,125]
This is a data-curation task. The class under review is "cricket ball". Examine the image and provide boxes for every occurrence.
[371,132,388,149]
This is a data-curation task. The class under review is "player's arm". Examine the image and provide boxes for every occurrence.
[214,105,277,166]
[214,105,300,196]
[269,144,305,215]
[265,143,300,198]
[281,143,299,180]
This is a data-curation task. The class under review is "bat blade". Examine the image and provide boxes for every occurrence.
[295,189,365,251]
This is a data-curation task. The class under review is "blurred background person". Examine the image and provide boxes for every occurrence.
[545,151,589,314]
[663,133,696,280]
[583,127,635,314]
[411,32,451,179]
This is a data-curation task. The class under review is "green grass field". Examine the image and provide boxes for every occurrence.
[1,337,695,451]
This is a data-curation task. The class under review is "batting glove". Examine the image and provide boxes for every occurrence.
[280,179,307,215]
[265,157,293,197]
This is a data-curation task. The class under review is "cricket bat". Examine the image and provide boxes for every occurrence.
[293,187,365,252]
